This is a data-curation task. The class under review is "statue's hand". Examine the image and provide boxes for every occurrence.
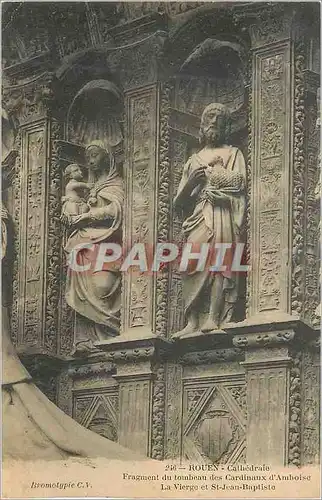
[60,213,72,226]
[187,167,205,190]
[70,213,90,227]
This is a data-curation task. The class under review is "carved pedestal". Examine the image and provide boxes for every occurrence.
[226,319,320,466]
[98,335,171,457]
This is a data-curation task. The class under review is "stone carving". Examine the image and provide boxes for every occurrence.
[10,132,22,345]
[180,348,243,365]
[292,44,306,317]
[22,129,46,346]
[250,45,290,315]
[118,380,151,454]
[304,85,320,326]
[247,367,288,464]
[104,347,155,363]
[56,369,73,417]
[195,397,240,464]
[228,385,247,417]
[62,142,124,355]
[245,54,252,318]
[73,392,119,442]
[125,88,157,331]
[169,135,187,334]
[54,4,91,58]
[45,122,63,353]
[187,389,206,415]
[3,73,56,127]
[68,362,115,379]
[151,362,166,459]
[288,349,302,466]
[164,363,182,459]
[173,103,246,335]
[183,384,245,464]
[233,331,295,348]
[155,84,171,337]
[302,350,320,464]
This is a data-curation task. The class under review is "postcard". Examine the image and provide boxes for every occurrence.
[1,1,321,498]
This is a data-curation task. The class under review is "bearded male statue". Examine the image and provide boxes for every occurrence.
[174,103,246,336]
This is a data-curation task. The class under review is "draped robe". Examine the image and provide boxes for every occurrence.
[64,172,124,332]
[2,204,145,461]
[175,146,246,324]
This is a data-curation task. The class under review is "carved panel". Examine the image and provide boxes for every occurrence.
[73,389,119,442]
[303,83,320,325]
[182,380,246,464]
[56,369,73,417]
[123,86,158,331]
[155,83,171,337]
[118,379,152,454]
[246,6,292,49]
[301,350,320,465]
[10,133,22,345]
[246,366,288,465]
[54,4,91,58]
[168,133,187,333]
[14,119,64,353]
[19,128,46,346]
[45,121,63,352]
[164,363,182,459]
[251,44,291,315]
[151,363,166,459]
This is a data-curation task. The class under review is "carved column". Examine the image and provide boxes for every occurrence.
[227,4,320,466]
[3,73,65,359]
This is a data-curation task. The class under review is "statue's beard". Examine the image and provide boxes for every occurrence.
[202,127,222,146]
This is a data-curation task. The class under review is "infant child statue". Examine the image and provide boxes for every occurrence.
[61,163,91,222]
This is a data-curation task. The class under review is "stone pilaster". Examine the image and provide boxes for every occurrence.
[239,4,320,327]
[3,72,65,356]
[98,335,171,458]
[249,19,293,318]
[226,319,319,466]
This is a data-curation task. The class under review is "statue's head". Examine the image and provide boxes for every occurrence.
[199,103,231,147]
[64,163,83,181]
[85,141,110,172]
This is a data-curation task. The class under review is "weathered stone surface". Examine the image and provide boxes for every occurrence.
[2,1,320,467]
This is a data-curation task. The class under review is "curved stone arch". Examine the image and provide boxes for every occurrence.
[166,7,250,77]
[55,48,125,152]
[66,78,124,148]
[55,47,122,112]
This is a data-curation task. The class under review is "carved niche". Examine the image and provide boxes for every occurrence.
[168,37,248,332]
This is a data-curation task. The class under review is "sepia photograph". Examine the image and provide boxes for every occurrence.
[1,1,321,498]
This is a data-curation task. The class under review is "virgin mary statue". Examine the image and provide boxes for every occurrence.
[1,203,145,461]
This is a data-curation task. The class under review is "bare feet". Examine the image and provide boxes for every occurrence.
[172,321,198,338]
[200,319,220,332]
